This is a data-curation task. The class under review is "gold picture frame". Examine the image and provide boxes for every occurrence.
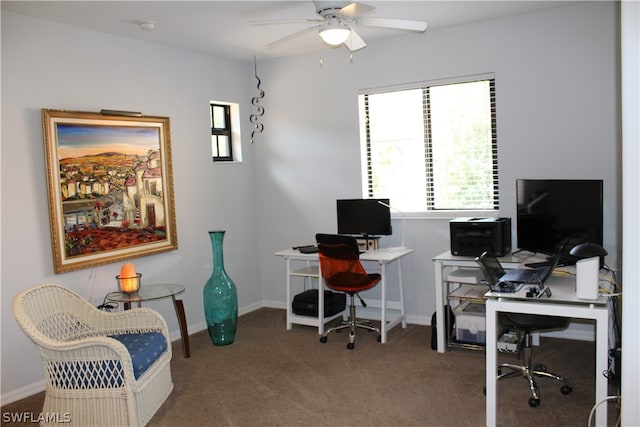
[42,109,178,273]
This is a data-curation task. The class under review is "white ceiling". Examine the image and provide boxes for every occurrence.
[2,1,573,61]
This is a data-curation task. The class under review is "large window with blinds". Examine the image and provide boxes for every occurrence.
[358,75,498,213]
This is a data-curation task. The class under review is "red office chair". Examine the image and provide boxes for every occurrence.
[316,233,382,349]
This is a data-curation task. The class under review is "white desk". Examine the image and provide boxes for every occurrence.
[432,251,524,353]
[275,247,413,343]
[484,275,609,427]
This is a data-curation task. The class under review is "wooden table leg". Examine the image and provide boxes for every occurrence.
[172,297,190,358]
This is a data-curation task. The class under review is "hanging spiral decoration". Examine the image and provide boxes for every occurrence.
[250,57,265,144]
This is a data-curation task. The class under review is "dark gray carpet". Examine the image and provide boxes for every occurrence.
[1,308,620,426]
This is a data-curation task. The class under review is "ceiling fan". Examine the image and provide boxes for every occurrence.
[251,1,428,52]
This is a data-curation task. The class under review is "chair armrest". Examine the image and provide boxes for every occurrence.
[41,307,172,358]
[92,307,171,335]
[38,334,132,357]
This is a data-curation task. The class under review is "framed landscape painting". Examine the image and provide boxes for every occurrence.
[42,109,178,273]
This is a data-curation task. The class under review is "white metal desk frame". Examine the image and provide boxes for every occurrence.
[275,247,413,343]
[484,277,609,427]
[433,251,523,353]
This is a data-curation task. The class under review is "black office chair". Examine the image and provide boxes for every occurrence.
[476,252,573,407]
[315,233,382,350]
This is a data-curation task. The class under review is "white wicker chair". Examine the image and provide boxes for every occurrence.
[12,284,174,427]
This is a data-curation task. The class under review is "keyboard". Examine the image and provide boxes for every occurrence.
[502,268,541,283]
[296,245,318,254]
[525,257,571,268]
[525,260,553,268]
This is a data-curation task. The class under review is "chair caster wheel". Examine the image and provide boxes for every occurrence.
[319,336,327,343]
[561,385,572,395]
[528,397,540,407]
[482,387,486,396]
[376,335,382,343]
[347,342,355,350]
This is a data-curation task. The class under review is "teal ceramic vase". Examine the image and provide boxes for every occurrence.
[203,230,238,346]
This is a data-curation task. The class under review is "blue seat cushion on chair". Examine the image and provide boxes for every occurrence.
[109,332,167,379]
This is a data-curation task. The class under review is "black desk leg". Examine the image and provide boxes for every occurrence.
[172,297,191,358]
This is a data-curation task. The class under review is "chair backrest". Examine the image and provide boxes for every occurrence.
[315,234,381,292]
[315,233,361,258]
[12,284,99,345]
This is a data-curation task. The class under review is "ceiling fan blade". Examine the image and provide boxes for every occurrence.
[339,2,375,18]
[265,25,320,49]
[344,28,366,52]
[355,17,428,32]
[250,18,322,26]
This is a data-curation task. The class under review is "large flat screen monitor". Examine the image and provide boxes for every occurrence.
[336,198,392,237]
[516,179,603,255]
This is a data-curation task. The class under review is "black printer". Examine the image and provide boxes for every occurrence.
[449,217,512,257]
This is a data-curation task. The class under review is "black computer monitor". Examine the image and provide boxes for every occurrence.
[336,198,392,237]
[516,179,603,255]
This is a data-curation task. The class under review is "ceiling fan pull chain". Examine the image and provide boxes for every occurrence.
[318,35,324,68]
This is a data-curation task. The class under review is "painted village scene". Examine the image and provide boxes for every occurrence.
[57,123,168,258]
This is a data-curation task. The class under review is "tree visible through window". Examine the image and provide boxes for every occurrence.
[358,75,498,213]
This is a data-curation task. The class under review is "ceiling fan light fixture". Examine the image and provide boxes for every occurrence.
[319,18,350,46]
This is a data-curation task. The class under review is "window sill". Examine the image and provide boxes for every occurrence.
[392,211,499,220]
[213,160,243,164]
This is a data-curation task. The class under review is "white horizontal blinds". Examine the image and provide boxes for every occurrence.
[365,88,427,211]
[490,79,499,210]
[428,79,498,210]
[359,74,498,212]
[362,94,374,197]
[423,86,434,209]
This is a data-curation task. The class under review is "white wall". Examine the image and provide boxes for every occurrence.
[621,1,640,425]
[1,11,262,401]
[1,1,622,407]
[255,1,620,322]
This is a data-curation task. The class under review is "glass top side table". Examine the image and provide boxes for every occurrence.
[106,283,190,358]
